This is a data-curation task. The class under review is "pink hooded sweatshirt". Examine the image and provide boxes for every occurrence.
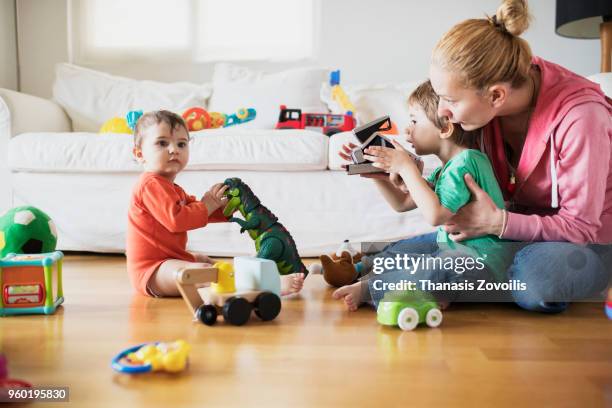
[481,57,612,244]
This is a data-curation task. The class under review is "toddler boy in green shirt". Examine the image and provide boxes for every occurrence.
[322,80,514,311]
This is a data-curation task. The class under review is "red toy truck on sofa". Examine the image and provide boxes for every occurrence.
[275,105,356,136]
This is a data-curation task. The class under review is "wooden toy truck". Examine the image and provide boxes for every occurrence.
[175,257,282,326]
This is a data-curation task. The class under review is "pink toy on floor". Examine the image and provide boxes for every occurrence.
[0,353,32,400]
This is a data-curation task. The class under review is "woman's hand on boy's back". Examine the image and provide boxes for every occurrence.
[201,183,229,215]
[443,174,505,241]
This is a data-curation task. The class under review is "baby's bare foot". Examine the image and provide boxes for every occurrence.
[332,282,364,312]
[280,273,305,296]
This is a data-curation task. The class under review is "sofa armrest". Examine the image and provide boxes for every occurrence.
[0,89,71,211]
[0,88,72,137]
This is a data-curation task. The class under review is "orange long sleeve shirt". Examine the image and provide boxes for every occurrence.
[126,172,227,295]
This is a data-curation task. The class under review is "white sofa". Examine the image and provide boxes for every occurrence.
[0,63,437,256]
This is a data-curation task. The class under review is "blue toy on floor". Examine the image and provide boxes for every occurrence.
[606,289,612,320]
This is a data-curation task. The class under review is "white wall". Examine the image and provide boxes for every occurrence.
[17,0,600,99]
[0,0,18,90]
[17,0,68,98]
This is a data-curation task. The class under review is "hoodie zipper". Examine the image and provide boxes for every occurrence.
[508,172,516,194]
[509,132,558,209]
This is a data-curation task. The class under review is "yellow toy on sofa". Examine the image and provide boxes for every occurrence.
[99,117,133,134]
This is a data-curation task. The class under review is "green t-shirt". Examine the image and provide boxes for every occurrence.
[426,149,512,281]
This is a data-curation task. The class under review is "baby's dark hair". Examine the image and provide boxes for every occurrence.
[408,80,476,148]
[133,110,189,147]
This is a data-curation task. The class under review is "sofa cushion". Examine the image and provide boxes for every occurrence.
[208,63,328,130]
[8,129,328,172]
[52,63,212,133]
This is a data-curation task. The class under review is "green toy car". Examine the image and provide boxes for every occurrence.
[377,290,443,331]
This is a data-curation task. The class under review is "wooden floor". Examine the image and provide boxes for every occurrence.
[1,254,611,408]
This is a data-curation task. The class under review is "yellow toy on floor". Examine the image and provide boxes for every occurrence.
[111,340,191,374]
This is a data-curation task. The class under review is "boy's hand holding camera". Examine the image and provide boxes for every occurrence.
[364,139,422,174]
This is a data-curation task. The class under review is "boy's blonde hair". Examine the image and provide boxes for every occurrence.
[432,0,532,91]
[133,110,189,147]
[408,80,475,148]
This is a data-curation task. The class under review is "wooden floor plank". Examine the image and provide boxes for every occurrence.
[0,254,610,407]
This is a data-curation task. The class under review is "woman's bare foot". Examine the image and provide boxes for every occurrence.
[332,282,364,312]
[280,273,305,296]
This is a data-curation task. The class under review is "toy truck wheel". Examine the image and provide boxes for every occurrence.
[397,307,419,331]
[254,292,281,321]
[196,304,218,326]
[223,297,252,326]
[425,308,443,328]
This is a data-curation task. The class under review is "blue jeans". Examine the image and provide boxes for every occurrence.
[365,233,611,313]
[508,242,611,313]
[360,232,440,272]
[364,233,499,305]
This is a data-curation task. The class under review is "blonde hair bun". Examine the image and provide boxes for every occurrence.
[433,0,533,90]
[494,0,531,36]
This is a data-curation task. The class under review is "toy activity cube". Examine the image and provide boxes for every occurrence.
[0,251,64,316]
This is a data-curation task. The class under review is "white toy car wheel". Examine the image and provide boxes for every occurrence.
[425,308,443,328]
[397,307,419,331]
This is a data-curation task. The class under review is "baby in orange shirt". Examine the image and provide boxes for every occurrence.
[126,110,305,297]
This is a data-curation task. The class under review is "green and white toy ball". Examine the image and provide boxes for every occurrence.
[0,206,58,257]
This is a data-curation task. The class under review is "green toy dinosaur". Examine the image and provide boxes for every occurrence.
[222,178,307,276]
